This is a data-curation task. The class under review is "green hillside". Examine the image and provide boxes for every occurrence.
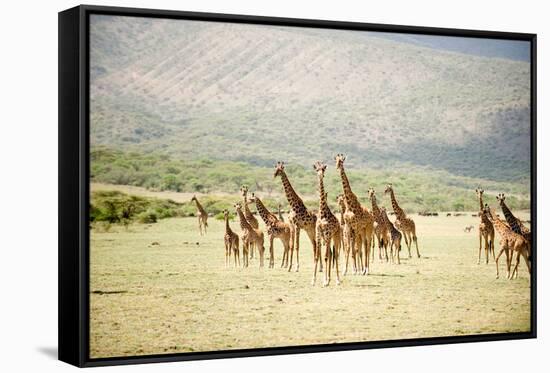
[89,15,531,183]
[91,147,530,212]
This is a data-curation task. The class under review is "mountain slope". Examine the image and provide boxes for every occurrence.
[89,15,531,182]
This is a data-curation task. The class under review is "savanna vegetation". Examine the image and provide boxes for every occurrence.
[91,147,530,214]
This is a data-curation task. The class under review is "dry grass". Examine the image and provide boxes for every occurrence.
[90,212,531,358]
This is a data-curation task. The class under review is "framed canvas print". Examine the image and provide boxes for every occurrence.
[58,5,537,367]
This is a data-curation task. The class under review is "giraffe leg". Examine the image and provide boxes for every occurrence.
[312,230,321,286]
[484,235,489,265]
[334,232,342,285]
[478,231,482,264]
[490,233,495,261]
[295,227,301,272]
[403,231,411,258]
[495,242,507,279]
[510,251,521,280]
[521,248,531,276]
[288,227,295,272]
[362,233,369,275]
[306,227,321,272]
[324,236,331,287]
[397,238,401,265]
[269,235,275,269]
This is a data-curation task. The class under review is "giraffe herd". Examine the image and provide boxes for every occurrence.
[191,154,531,286]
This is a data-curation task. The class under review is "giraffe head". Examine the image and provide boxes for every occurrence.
[334,154,346,170]
[234,202,242,212]
[248,192,258,204]
[223,209,229,219]
[475,188,484,199]
[496,193,506,205]
[190,195,197,202]
[313,161,327,179]
[384,184,393,195]
[273,161,285,178]
[368,188,376,200]
[240,185,249,198]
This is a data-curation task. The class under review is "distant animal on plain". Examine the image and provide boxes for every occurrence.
[464,225,474,233]
[446,213,452,217]
[190,195,208,236]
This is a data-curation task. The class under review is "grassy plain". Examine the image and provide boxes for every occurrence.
[90,211,531,358]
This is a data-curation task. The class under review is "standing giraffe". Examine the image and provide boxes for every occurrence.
[241,185,260,259]
[336,194,357,274]
[274,161,318,272]
[234,203,265,268]
[380,207,402,264]
[313,161,342,286]
[496,193,531,275]
[483,205,530,279]
[475,189,495,264]
[368,188,390,262]
[190,195,208,236]
[248,193,292,269]
[496,193,531,249]
[335,154,374,275]
[223,209,240,268]
[384,184,420,258]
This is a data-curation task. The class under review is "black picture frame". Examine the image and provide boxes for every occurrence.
[59,4,537,368]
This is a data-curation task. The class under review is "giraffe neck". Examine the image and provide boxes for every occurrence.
[339,167,360,212]
[236,208,252,231]
[193,199,206,215]
[338,201,346,222]
[317,175,330,218]
[255,197,278,226]
[242,194,255,220]
[499,200,521,235]
[381,209,395,231]
[389,190,406,219]
[279,171,307,212]
[224,215,231,233]
[487,211,508,236]
[278,206,284,221]
[478,193,484,212]
[370,195,382,221]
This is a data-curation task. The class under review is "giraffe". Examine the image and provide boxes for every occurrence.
[336,194,357,275]
[190,195,208,236]
[384,184,420,258]
[277,203,285,222]
[483,204,530,279]
[368,188,390,262]
[335,154,374,275]
[313,161,342,286]
[223,209,240,268]
[248,193,292,269]
[380,207,402,264]
[496,193,531,251]
[274,161,318,272]
[475,189,495,264]
[234,202,265,268]
[241,185,260,259]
